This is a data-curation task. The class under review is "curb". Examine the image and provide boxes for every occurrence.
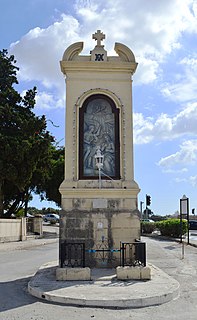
[28,262,180,309]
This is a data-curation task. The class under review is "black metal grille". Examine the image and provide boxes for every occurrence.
[60,240,146,268]
[60,242,85,268]
[86,240,120,267]
[120,241,146,267]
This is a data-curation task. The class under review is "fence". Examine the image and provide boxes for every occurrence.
[120,241,146,267]
[60,242,85,268]
[60,240,146,268]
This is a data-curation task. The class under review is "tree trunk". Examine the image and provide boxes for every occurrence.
[24,190,29,217]
[0,180,4,217]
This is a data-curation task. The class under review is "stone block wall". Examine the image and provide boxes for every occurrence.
[60,207,140,268]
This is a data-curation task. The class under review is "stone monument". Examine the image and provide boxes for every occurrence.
[59,30,140,271]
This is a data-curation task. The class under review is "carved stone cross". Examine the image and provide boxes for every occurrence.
[92,30,105,46]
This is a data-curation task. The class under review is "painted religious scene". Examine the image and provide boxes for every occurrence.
[79,95,120,179]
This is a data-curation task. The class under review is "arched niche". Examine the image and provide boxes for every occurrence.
[79,94,120,180]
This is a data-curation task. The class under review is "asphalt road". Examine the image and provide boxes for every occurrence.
[0,236,197,320]
[189,229,197,241]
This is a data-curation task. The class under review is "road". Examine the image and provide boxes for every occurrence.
[189,229,197,241]
[0,236,197,320]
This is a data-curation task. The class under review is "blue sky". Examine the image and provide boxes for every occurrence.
[1,0,197,215]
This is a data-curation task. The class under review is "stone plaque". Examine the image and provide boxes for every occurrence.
[97,222,103,229]
[93,199,107,208]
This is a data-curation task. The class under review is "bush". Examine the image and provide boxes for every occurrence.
[155,219,187,238]
[141,221,156,234]
[15,208,25,218]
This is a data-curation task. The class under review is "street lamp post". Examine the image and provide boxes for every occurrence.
[95,147,104,189]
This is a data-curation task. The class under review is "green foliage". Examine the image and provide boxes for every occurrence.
[141,221,156,234]
[155,219,187,238]
[27,207,42,216]
[0,49,57,217]
[34,147,64,207]
[40,207,60,215]
[15,208,25,218]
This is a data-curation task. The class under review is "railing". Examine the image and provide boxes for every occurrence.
[60,242,85,268]
[60,240,146,268]
[86,247,120,267]
[120,241,146,267]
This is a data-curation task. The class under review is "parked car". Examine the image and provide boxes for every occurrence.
[189,220,197,230]
[27,213,34,218]
[141,219,155,223]
[43,213,60,223]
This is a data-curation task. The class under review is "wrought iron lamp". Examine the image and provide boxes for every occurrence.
[95,147,104,189]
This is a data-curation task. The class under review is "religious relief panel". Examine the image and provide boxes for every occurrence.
[79,94,120,179]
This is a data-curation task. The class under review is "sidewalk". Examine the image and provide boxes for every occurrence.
[28,261,180,309]
[0,237,58,252]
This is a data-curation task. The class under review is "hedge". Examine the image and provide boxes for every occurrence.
[155,219,187,238]
[141,221,156,234]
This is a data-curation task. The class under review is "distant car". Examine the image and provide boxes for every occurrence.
[141,219,155,223]
[43,213,60,223]
[189,220,197,230]
[27,213,34,218]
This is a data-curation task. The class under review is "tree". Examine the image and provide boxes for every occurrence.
[0,49,55,217]
[34,146,64,207]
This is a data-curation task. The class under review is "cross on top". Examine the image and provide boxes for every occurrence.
[92,30,105,46]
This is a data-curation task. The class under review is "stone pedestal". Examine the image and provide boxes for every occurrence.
[116,266,151,280]
[56,267,91,281]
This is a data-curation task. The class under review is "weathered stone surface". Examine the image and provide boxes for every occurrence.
[140,266,151,280]
[56,267,91,281]
[116,266,151,280]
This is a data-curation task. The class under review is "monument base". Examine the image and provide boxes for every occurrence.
[56,266,151,281]
[59,210,140,268]
[116,266,151,280]
[59,186,140,268]
[56,267,91,281]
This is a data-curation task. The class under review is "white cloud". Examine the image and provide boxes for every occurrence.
[161,168,188,174]
[8,0,197,92]
[174,177,188,183]
[190,175,197,186]
[135,57,159,84]
[134,102,197,144]
[158,140,197,168]
[173,174,197,187]
[10,14,80,93]
[180,57,197,68]
[35,91,64,110]
[161,56,197,102]
[133,113,154,144]
[173,102,197,134]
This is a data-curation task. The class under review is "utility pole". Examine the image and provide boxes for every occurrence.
[146,194,151,219]
[140,201,144,219]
